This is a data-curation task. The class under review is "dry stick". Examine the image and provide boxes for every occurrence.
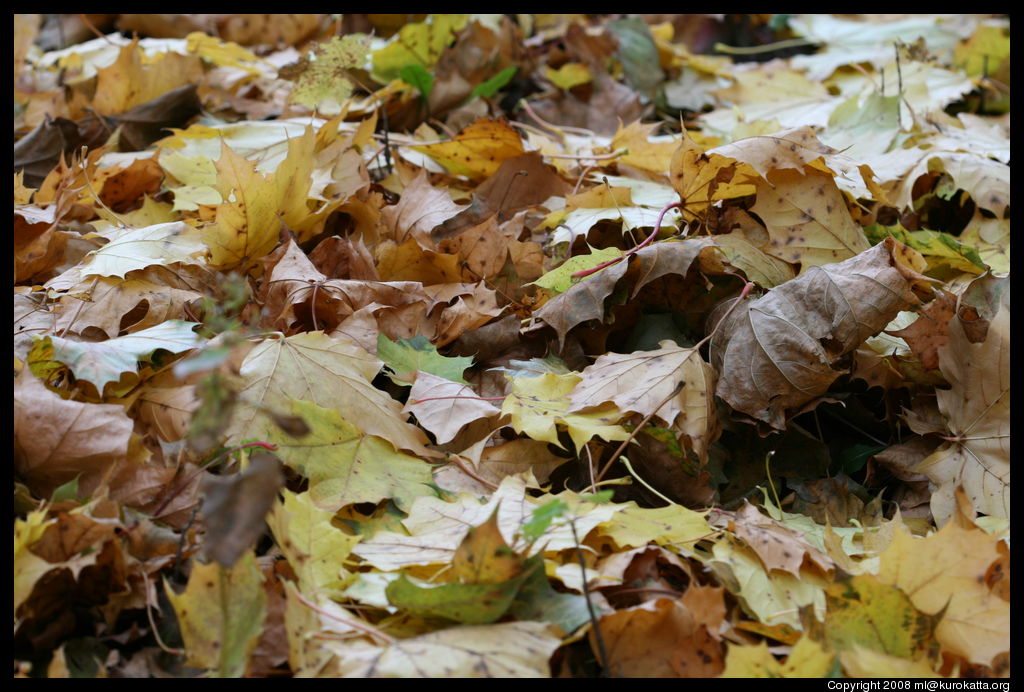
[568,516,610,678]
[447,453,499,491]
[291,589,394,646]
[593,280,755,484]
[572,201,683,279]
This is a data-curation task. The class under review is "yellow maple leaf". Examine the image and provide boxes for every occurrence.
[91,39,202,115]
[721,636,834,677]
[611,120,678,175]
[877,521,1009,666]
[413,118,524,181]
[501,372,629,453]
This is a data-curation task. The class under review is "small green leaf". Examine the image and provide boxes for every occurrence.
[385,569,532,625]
[469,66,517,100]
[377,334,473,385]
[51,476,82,504]
[521,498,569,542]
[399,64,434,99]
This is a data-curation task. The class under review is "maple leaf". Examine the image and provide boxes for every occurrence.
[41,319,204,393]
[225,332,429,456]
[413,118,525,181]
[280,35,369,111]
[263,398,434,512]
[569,340,719,463]
[267,489,361,594]
[501,372,630,453]
[404,372,502,445]
[327,621,561,678]
[530,258,629,349]
[165,551,267,678]
[710,238,925,430]
[877,520,1009,666]
[915,306,1009,525]
[82,221,207,278]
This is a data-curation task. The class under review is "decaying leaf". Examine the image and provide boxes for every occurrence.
[711,239,926,430]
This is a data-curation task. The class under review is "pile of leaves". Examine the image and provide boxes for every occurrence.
[14,14,1009,678]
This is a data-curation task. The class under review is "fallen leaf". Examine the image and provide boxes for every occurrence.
[915,306,1009,524]
[711,239,925,430]
[165,550,267,678]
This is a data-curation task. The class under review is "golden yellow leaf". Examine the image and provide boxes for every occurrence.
[413,118,524,181]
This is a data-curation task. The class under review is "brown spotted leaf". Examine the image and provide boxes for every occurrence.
[751,168,870,271]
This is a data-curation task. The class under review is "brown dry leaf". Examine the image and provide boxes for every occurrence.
[260,239,435,335]
[200,452,285,567]
[433,152,568,242]
[14,205,72,283]
[13,370,133,498]
[531,259,630,349]
[569,340,718,463]
[751,168,871,271]
[730,503,834,577]
[381,171,464,248]
[711,238,925,430]
[54,277,203,338]
[594,597,724,677]
[631,236,716,297]
[374,238,465,284]
[887,288,957,371]
[308,235,379,281]
[915,306,1009,525]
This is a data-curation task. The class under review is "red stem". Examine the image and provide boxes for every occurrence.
[571,201,683,279]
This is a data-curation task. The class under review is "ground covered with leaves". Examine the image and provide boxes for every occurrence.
[14,13,1010,678]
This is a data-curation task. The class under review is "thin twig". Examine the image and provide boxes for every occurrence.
[292,589,394,645]
[447,453,499,491]
[595,381,684,483]
[569,517,610,678]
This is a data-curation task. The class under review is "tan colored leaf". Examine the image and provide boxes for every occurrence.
[14,370,132,499]
[751,168,870,271]
[915,306,1009,525]
[708,126,840,180]
[404,372,502,445]
[595,597,724,677]
[711,239,924,430]
[531,258,629,349]
[631,237,715,297]
[569,340,718,462]
[329,621,561,677]
[227,332,429,455]
[878,521,1009,666]
[54,276,203,338]
[381,170,463,247]
[730,503,834,577]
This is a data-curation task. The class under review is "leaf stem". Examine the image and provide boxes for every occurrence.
[571,201,683,279]
[568,517,610,678]
[595,381,684,483]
